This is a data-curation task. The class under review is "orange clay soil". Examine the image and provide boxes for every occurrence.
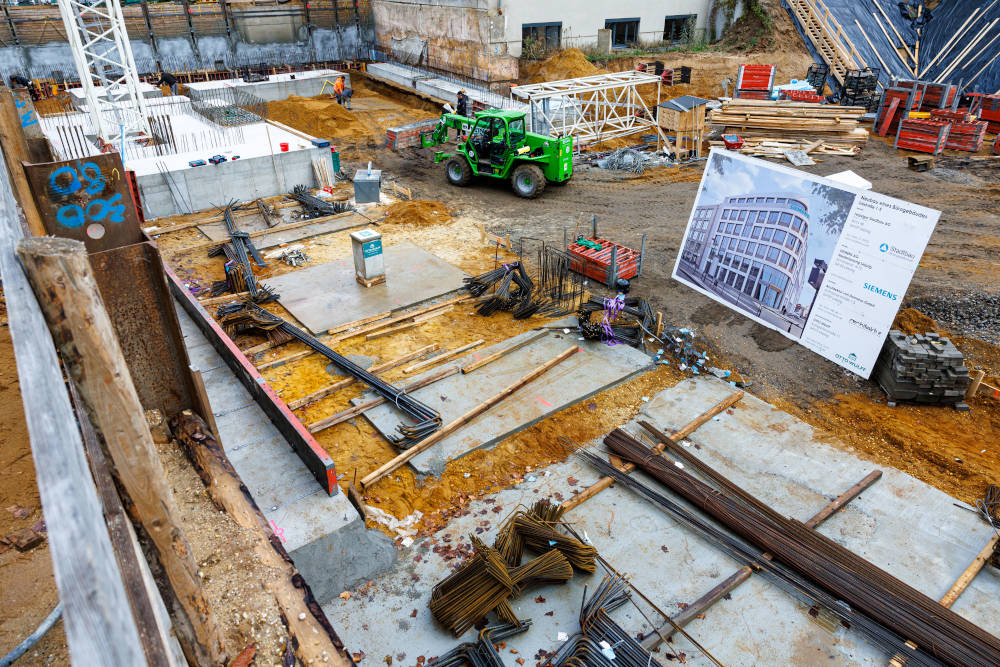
[776,308,999,506]
[381,200,453,227]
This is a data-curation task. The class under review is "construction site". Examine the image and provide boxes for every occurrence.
[1,0,999,665]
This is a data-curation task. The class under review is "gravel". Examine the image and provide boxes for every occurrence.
[908,292,1000,345]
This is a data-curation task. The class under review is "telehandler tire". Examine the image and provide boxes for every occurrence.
[445,158,472,186]
[510,164,546,199]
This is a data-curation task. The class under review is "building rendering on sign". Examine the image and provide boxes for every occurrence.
[678,193,811,318]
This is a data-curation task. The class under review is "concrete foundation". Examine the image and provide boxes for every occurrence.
[185,69,351,103]
[359,325,654,475]
[366,62,522,111]
[323,376,1000,663]
[265,241,469,334]
[174,302,396,604]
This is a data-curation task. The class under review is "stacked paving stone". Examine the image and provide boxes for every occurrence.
[874,330,970,408]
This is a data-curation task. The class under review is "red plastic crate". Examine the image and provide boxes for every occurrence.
[895,118,950,154]
[736,64,774,100]
[567,238,640,285]
[780,89,824,103]
[944,120,988,152]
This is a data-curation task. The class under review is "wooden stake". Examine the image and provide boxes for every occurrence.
[286,343,437,410]
[562,391,744,512]
[171,410,353,667]
[403,339,484,374]
[856,19,893,76]
[461,331,548,374]
[17,236,228,666]
[919,3,992,78]
[308,366,459,433]
[935,19,998,84]
[871,11,913,75]
[939,533,1000,608]
[641,469,883,649]
[360,346,581,488]
[873,0,917,66]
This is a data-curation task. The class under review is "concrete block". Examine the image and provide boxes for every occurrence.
[200,365,255,415]
[228,434,321,510]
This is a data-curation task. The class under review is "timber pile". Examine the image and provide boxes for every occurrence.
[710,99,869,150]
[708,138,860,158]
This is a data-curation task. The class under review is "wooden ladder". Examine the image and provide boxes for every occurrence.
[786,0,862,85]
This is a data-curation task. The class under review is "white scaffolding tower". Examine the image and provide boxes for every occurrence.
[511,71,671,150]
[57,0,151,141]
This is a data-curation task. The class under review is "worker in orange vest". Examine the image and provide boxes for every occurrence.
[333,76,353,110]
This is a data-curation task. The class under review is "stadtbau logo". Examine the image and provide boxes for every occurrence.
[863,282,898,300]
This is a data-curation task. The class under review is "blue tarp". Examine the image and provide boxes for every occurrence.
[783,0,999,95]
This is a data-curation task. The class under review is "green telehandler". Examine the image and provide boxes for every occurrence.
[419,109,573,198]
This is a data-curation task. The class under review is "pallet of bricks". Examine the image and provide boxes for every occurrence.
[930,109,988,152]
[735,64,775,100]
[875,80,955,137]
[708,98,868,157]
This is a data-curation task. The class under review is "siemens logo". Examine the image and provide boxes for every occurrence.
[863,282,899,300]
[849,319,882,336]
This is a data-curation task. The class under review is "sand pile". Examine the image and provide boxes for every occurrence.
[520,48,606,84]
[892,308,942,336]
[383,200,453,226]
[266,95,384,140]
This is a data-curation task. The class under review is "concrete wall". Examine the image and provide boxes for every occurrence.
[489,0,715,57]
[372,0,518,82]
[137,146,325,219]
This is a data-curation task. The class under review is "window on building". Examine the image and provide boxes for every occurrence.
[752,226,761,239]
[522,22,562,53]
[605,18,640,47]
[756,197,766,203]
[734,225,742,235]
[776,198,786,204]
[663,14,695,42]
[765,197,775,203]
[747,242,756,255]
[743,278,755,295]
[737,240,748,252]
[726,272,736,287]
[792,217,802,231]
[767,247,780,262]
[724,223,734,233]
[740,258,750,272]
[779,213,792,226]
[738,210,748,221]
[773,230,786,244]
[768,211,779,223]
[795,238,802,251]
[801,222,808,236]
[779,252,790,268]
[785,235,795,250]
[750,262,761,277]
[722,209,730,219]
[734,275,744,290]
[713,235,721,245]
[755,245,766,258]
[761,228,773,241]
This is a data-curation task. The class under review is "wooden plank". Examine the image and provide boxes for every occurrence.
[364,307,452,341]
[171,410,354,667]
[327,293,471,337]
[939,534,1000,608]
[873,0,917,67]
[403,339,484,374]
[0,157,146,666]
[562,391,744,512]
[286,343,438,410]
[308,366,460,433]
[174,210,356,253]
[360,346,581,488]
[641,469,883,649]
[143,200,298,235]
[199,290,251,307]
[17,236,227,666]
[0,86,45,235]
[461,331,548,374]
[327,309,392,335]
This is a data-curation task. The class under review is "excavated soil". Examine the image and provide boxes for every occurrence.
[382,200,453,227]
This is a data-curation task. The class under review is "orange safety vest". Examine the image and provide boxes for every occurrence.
[334,78,345,94]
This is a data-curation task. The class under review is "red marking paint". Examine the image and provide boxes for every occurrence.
[270,520,287,543]
[536,397,552,408]
[473,353,481,360]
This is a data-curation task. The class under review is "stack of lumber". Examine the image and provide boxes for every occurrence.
[710,99,869,150]
[707,138,860,158]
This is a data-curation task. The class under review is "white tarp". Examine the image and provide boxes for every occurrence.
[673,149,939,378]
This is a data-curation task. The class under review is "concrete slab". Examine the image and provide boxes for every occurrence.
[322,376,1000,665]
[185,69,351,103]
[359,329,654,475]
[266,241,469,334]
[172,303,397,604]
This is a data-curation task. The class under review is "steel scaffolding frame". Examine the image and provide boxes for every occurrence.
[510,71,670,149]
[56,0,151,140]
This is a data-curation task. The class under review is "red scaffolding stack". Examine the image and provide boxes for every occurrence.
[895,119,951,154]
[735,64,775,100]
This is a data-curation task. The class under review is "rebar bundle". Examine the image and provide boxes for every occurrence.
[578,576,661,667]
[587,428,1000,666]
[577,296,653,348]
[431,621,532,667]
[602,148,647,174]
[216,301,441,447]
[494,500,597,573]
[209,202,278,303]
[464,262,538,319]
[530,245,586,318]
[289,184,352,218]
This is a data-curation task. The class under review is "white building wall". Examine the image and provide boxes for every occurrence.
[488,0,716,57]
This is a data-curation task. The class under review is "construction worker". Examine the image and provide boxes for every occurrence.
[156,68,178,96]
[456,89,469,117]
[9,74,39,101]
[333,76,353,110]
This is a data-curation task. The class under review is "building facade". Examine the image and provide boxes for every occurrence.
[679,194,811,314]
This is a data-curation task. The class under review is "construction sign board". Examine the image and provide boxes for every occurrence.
[673,148,939,378]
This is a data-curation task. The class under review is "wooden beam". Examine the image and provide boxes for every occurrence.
[855,19,893,76]
[562,391,744,512]
[171,410,353,667]
[364,309,448,341]
[17,236,228,666]
[143,200,298,236]
[0,163,146,666]
[198,291,251,308]
[0,87,45,235]
[939,533,1000,608]
[873,0,917,66]
[286,343,438,410]
[403,339,484,374]
[641,469,883,649]
[360,346,580,488]
[871,11,913,74]
[308,366,459,433]
[326,293,470,337]
[174,210,358,254]
[461,331,548,374]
